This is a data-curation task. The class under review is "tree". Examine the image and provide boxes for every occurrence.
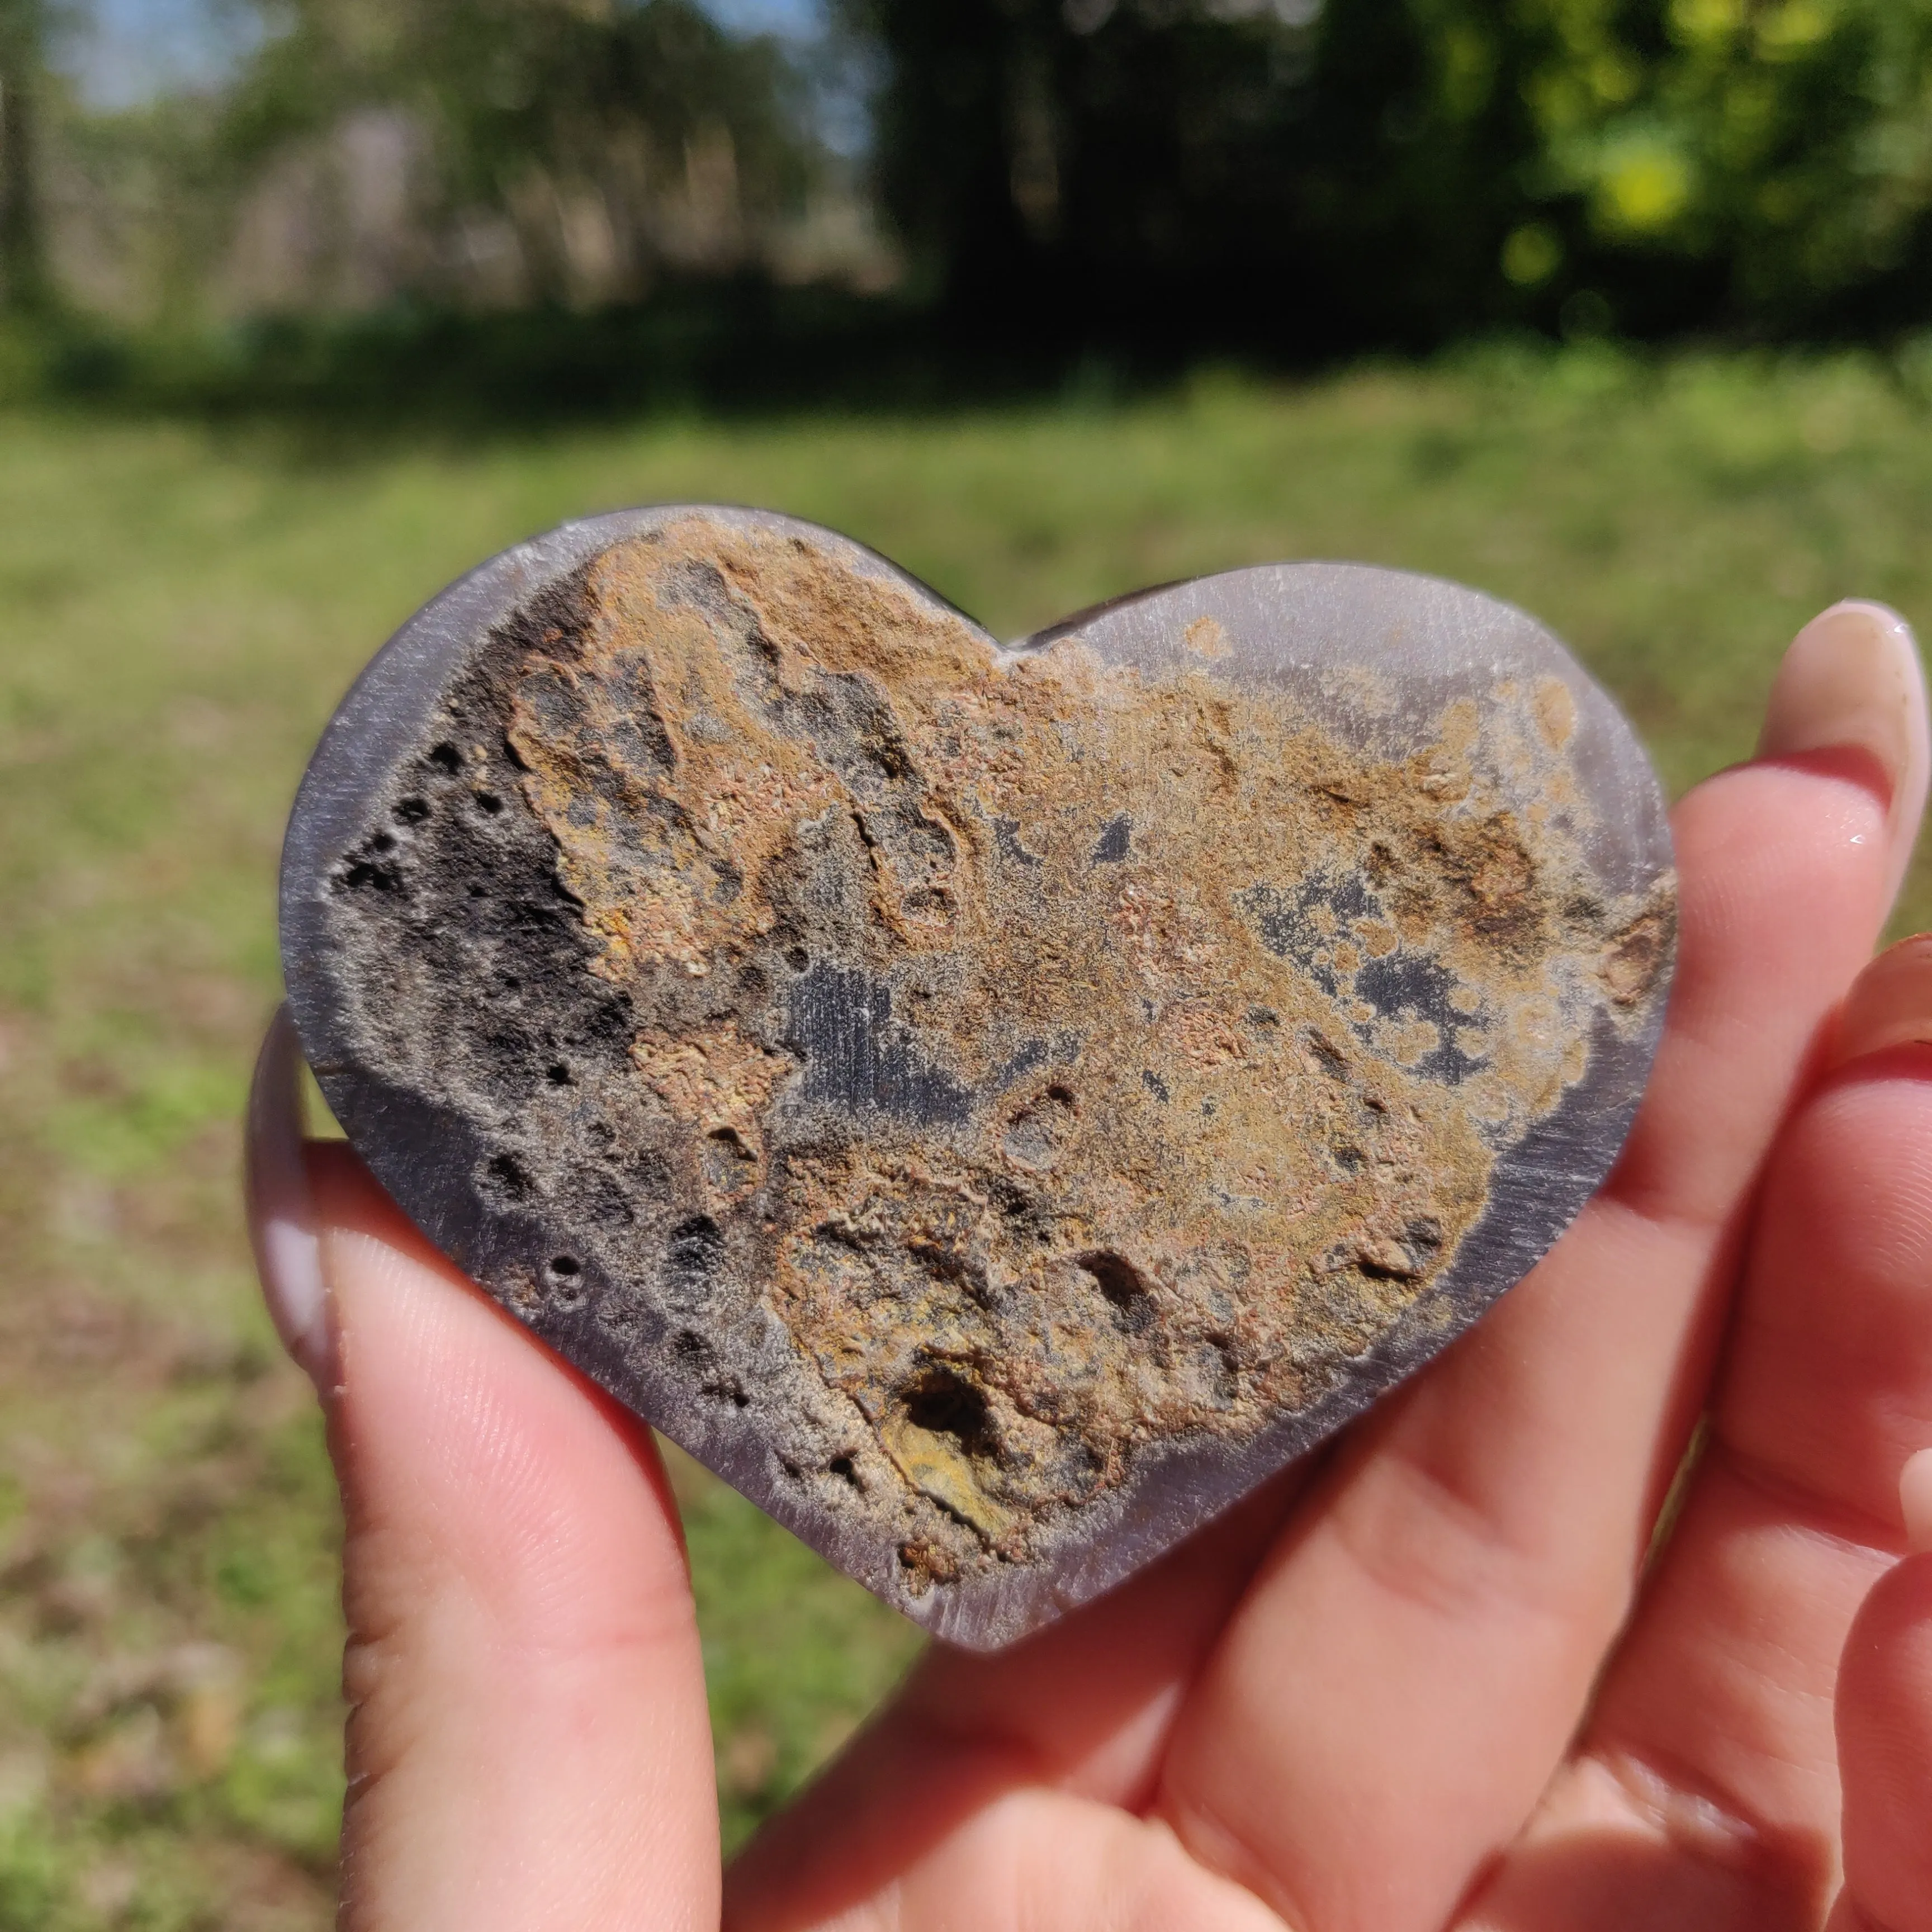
[837,0,1547,353]
[840,0,1932,351]
[217,0,818,306]
[0,0,49,312]
[1503,0,1932,335]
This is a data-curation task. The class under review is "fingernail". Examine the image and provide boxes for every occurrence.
[245,1004,338,1393]
[1832,934,1932,1066]
[1758,600,1928,908]
[1902,1447,1932,1555]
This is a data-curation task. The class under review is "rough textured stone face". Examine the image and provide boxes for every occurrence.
[282,508,1675,1647]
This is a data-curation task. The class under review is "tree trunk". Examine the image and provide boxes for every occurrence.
[0,0,48,312]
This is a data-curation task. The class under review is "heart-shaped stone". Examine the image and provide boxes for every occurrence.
[282,508,1675,1649]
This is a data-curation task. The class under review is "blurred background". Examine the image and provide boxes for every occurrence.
[7,2,1932,1925]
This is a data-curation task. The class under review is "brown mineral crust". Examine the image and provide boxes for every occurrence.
[472,516,1664,1575]
[1598,904,1675,1007]
[629,1022,791,1150]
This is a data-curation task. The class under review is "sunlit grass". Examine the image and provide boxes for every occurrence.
[3,346,1929,1924]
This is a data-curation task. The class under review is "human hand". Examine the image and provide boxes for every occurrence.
[249,599,1932,1932]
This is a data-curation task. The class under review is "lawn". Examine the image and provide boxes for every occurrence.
[3,345,1930,1928]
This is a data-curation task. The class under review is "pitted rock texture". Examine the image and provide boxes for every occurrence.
[314,518,1673,1604]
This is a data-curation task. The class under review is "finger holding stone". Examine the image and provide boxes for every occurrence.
[725,1460,1311,1929]
[245,1043,719,1932]
[1833,932,1932,1062]
[1148,604,1921,1932]
[1758,600,1928,910]
[246,1004,336,1390]
[1462,957,1932,1928]
[325,1147,719,1932]
[1829,1456,1932,1932]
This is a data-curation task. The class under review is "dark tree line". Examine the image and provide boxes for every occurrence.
[10,0,1932,346]
[843,0,1932,349]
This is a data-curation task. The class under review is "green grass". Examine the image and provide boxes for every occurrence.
[4,344,1931,1926]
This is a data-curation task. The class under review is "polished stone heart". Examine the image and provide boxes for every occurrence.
[281,508,1674,1649]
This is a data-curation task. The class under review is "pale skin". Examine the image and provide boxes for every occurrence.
[248,599,1932,1931]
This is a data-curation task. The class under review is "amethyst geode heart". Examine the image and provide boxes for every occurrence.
[281,508,1674,1648]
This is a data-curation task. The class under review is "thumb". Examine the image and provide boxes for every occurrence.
[247,1008,720,1932]
[1829,1451,1932,1932]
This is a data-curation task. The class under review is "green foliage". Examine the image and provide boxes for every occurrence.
[0,1815,62,1932]
[27,281,962,421]
[1500,0,1932,329]
[843,0,1932,345]
[3,352,1931,1921]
